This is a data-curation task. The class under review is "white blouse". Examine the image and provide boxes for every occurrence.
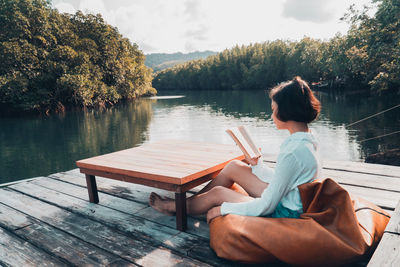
[220,132,322,216]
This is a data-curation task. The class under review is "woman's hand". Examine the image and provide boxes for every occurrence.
[244,148,262,166]
[207,206,221,224]
[244,155,260,166]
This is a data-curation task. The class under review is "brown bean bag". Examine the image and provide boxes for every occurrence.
[209,178,390,266]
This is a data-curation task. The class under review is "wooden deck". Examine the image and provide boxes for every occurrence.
[1,157,400,266]
[368,200,400,266]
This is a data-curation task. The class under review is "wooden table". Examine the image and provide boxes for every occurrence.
[76,140,244,231]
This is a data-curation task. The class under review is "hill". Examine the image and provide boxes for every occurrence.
[145,51,217,72]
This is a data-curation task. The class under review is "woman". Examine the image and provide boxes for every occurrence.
[149,76,322,223]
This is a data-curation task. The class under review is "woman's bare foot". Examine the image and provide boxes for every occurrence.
[149,192,175,216]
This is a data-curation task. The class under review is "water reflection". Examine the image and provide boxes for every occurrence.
[146,90,399,162]
[0,99,154,183]
[1,89,399,183]
[318,92,400,158]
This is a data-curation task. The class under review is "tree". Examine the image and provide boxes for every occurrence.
[153,0,399,94]
[342,0,400,92]
[0,0,156,114]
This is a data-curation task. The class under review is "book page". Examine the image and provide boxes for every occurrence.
[226,128,251,159]
[226,127,258,159]
[238,126,262,157]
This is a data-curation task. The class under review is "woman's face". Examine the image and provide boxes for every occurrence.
[271,101,285,130]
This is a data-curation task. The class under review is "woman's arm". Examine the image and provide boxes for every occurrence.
[220,153,301,216]
[251,156,275,181]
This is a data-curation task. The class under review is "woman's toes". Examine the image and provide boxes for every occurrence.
[149,192,175,216]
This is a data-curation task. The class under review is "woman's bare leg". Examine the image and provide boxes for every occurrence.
[195,160,268,197]
[149,160,268,215]
[150,186,253,215]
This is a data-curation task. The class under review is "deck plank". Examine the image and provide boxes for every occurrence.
[322,169,400,193]
[33,176,147,213]
[32,176,210,239]
[385,201,400,234]
[0,198,209,267]
[15,224,134,266]
[49,171,210,237]
[47,173,200,218]
[0,198,134,266]
[50,171,175,203]
[368,200,400,267]
[6,181,231,266]
[0,227,67,267]
[0,203,32,231]
[323,160,400,178]
[6,182,182,244]
[50,170,198,206]
[134,207,209,239]
[367,233,400,267]
[340,184,400,210]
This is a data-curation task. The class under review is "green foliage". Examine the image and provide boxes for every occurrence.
[145,51,218,72]
[153,40,326,90]
[154,0,399,93]
[0,0,155,113]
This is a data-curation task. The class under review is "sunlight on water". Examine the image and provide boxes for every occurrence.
[1,89,398,183]
[144,102,362,161]
[147,95,185,100]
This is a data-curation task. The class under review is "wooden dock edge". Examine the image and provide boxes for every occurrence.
[0,176,44,188]
[368,200,400,266]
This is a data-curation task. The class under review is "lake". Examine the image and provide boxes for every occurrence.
[1,89,399,184]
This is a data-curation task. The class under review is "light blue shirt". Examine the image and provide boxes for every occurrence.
[220,132,321,217]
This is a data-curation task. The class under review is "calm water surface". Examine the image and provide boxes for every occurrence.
[1,89,399,184]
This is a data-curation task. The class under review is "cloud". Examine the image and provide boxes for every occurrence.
[102,0,135,11]
[184,41,197,52]
[136,41,158,53]
[184,0,201,21]
[51,0,372,53]
[184,24,208,41]
[182,0,210,50]
[282,0,335,23]
[79,0,107,17]
[53,2,76,14]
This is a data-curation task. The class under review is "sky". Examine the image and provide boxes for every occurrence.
[52,0,376,54]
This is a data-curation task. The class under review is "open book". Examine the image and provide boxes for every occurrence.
[226,126,262,159]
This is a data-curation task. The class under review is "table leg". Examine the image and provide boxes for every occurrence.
[85,174,99,203]
[175,192,187,231]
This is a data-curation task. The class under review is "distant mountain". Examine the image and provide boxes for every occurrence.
[145,51,218,72]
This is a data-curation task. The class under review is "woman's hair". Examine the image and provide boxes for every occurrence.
[269,76,321,123]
